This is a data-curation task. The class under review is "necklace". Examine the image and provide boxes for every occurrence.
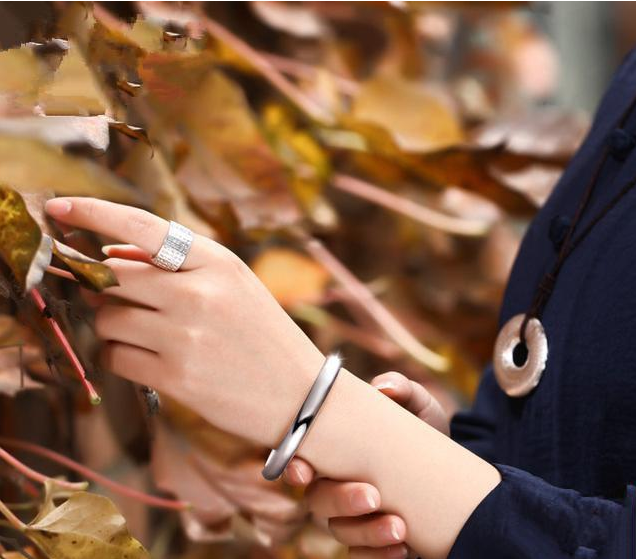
[494,96,636,397]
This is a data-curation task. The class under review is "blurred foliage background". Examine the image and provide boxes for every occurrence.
[0,2,631,558]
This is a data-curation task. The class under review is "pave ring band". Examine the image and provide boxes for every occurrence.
[151,221,193,272]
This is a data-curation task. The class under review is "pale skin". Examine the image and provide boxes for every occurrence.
[44,197,501,559]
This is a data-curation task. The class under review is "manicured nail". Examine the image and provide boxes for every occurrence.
[374,381,397,392]
[389,520,403,542]
[45,198,72,216]
[101,245,115,256]
[290,462,306,485]
[389,545,408,559]
[351,489,378,514]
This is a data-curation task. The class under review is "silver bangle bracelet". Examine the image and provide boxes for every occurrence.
[262,353,343,481]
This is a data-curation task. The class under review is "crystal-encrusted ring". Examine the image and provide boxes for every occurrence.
[151,221,193,272]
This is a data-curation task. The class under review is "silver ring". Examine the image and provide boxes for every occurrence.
[151,221,193,272]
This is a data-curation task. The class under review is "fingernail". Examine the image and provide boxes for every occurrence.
[291,462,306,485]
[387,519,403,542]
[374,381,397,392]
[351,489,378,514]
[101,245,114,256]
[389,545,408,559]
[45,198,72,216]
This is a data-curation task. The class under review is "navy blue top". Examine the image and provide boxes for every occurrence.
[446,50,636,558]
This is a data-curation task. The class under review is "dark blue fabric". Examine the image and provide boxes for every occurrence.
[447,48,636,558]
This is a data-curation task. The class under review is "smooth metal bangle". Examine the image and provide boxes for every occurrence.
[262,353,342,481]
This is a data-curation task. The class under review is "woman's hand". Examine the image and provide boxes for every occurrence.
[284,372,449,559]
[45,197,326,448]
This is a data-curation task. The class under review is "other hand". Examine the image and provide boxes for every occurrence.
[284,371,449,559]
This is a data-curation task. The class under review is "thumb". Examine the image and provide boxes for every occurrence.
[371,372,449,435]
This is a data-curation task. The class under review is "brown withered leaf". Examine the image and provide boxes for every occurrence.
[0,186,51,293]
[140,56,301,230]
[152,417,303,547]
[352,76,465,152]
[0,135,141,204]
[26,492,150,559]
[0,46,47,115]
[52,240,118,292]
[39,41,110,116]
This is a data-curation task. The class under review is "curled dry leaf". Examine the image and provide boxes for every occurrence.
[0,186,51,293]
[52,240,118,292]
[25,492,150,559]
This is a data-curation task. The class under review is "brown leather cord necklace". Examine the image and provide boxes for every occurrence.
[493,95,636,397]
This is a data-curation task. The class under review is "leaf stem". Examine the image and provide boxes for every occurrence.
[299,234,450,372]
[45,266,78,282]
[29,288,101,405]
[0,498,26,532]
[0,438,190,512]
[332,174,492,237]
[0,446,86,492]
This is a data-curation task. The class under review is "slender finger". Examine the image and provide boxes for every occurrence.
[283,458,315,486]
[45,197,209,269]
[102,244,151,263]
[328,514,406,548]
[101,342,162,387]
[306,480,380,519]
[349,544,409,559]
[94,305,162,352]
[101,259,172,309]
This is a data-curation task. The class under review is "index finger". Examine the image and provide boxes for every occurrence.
[45,197,206,269]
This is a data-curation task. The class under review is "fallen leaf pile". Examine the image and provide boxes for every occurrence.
[0,2,589,558]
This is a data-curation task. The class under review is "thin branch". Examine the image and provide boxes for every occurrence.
[0,438,190,512]
[29,288,101,405]
[291,304,401,360]
[260,52,360,96]
[194,11,334,124]
[298,234,449,372]
[45,265,78,282]
[0,446,86,492]
[332,174,492,237]
[0,498,25,532]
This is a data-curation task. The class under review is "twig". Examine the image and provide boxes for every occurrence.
[0,498,25,532]
[194,11,334,124]
[291,304,400,360]
[45,265,78,282]
[298,234,449,372]
[29,288,101,405]
[260,52,360,96]
[0,446,86,492]
[0,438,190,512]
[332,174,492,237]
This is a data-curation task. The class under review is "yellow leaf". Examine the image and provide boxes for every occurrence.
[352,77,464,152]
[0,135,140,204]
[252,248,330,308]
[0,186,51,293]
[26,492,149,559]
[39,41,110,116]
[52,240,118,292]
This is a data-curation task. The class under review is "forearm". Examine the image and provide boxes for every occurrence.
[298,370,501,559]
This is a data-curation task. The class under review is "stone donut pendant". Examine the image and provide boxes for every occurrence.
[493,313,548,397]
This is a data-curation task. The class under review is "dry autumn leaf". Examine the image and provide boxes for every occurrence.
[52,240,118,292]
[26,492,150,559]
[0,186,51,293]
